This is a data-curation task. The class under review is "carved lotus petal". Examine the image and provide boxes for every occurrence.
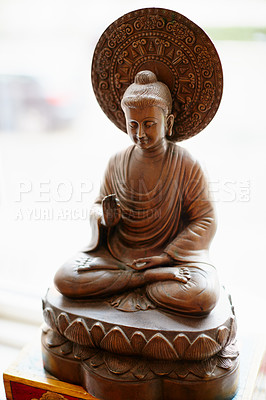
[227,316,237,345]
[131,331,147,353]
[143,333,178,361]
[73,343,97,360]
[188,358,217,378]
[132,361,150,380]
[104,352,134,375]
[150,360,174,376]
[46,329,66,348]
[57,313,70,335]
[90,322,106,347]
[100,327,133,355]
[83,347,99,360]
[184,334,221,360]
[218,342,239,359]
[217,326,230,347]
[64,318,94,347]
[60,341,72,355]
[173,333,191,357]
[73,343,82,359]
[86,352,104,368]
[174,362,189,379]
[216,356,233,370]
[43,307,57,332]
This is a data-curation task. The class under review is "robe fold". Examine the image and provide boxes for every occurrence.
[92,142,216,266]
[55,142,219,314]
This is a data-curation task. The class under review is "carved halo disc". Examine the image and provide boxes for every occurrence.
[91,7,223,141]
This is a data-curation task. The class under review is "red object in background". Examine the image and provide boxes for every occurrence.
[10,382,82,400]
[0,74,80,132]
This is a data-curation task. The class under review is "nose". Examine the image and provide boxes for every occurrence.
[136,124,145,139]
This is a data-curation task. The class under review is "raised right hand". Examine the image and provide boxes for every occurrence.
[102,194,122,227]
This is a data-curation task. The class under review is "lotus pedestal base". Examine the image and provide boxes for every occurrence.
[42,287,239,400]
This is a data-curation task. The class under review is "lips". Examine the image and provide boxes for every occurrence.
[137,138,149,144]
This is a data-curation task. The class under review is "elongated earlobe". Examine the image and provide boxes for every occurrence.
[166,114,175,137]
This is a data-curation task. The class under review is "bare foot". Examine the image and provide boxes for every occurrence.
[144,266,191,283]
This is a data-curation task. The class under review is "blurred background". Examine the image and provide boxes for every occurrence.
[0,0,265,397]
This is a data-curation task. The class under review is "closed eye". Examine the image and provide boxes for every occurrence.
[144,121,156,128]
[128,122,138,129]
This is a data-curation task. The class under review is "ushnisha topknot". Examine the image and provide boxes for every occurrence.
[121,70,172,116]
[134,70,157,85]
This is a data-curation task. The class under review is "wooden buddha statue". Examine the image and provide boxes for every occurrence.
[42,9,239,400]
[54,70,220,316]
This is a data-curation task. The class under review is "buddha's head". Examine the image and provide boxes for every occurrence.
[121,71,174,149]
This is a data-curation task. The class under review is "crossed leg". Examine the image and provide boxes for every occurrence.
[54,251,219,315]
[146,263,220,315]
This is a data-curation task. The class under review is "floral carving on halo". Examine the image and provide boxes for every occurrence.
[166,21,195,44]
[96,47,112,76]
[108,24,133,48]
[195,45,214,78]
[134,15,165,30]
[91,8,223,141]
[117,50,129,64]
[199,81,215,112]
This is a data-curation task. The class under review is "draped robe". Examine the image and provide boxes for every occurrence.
[91,143,216,264]
[55,143,220,314]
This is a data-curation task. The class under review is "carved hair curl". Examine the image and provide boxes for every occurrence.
[121,70,172,116]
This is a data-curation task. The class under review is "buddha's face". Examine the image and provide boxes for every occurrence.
[124,106,171,150]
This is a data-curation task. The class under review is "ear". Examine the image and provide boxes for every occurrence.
[166,114,175,137]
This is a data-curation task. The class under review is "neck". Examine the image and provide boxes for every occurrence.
[134,139,168,161]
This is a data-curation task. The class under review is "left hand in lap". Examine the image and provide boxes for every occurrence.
[129,253,173,270]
